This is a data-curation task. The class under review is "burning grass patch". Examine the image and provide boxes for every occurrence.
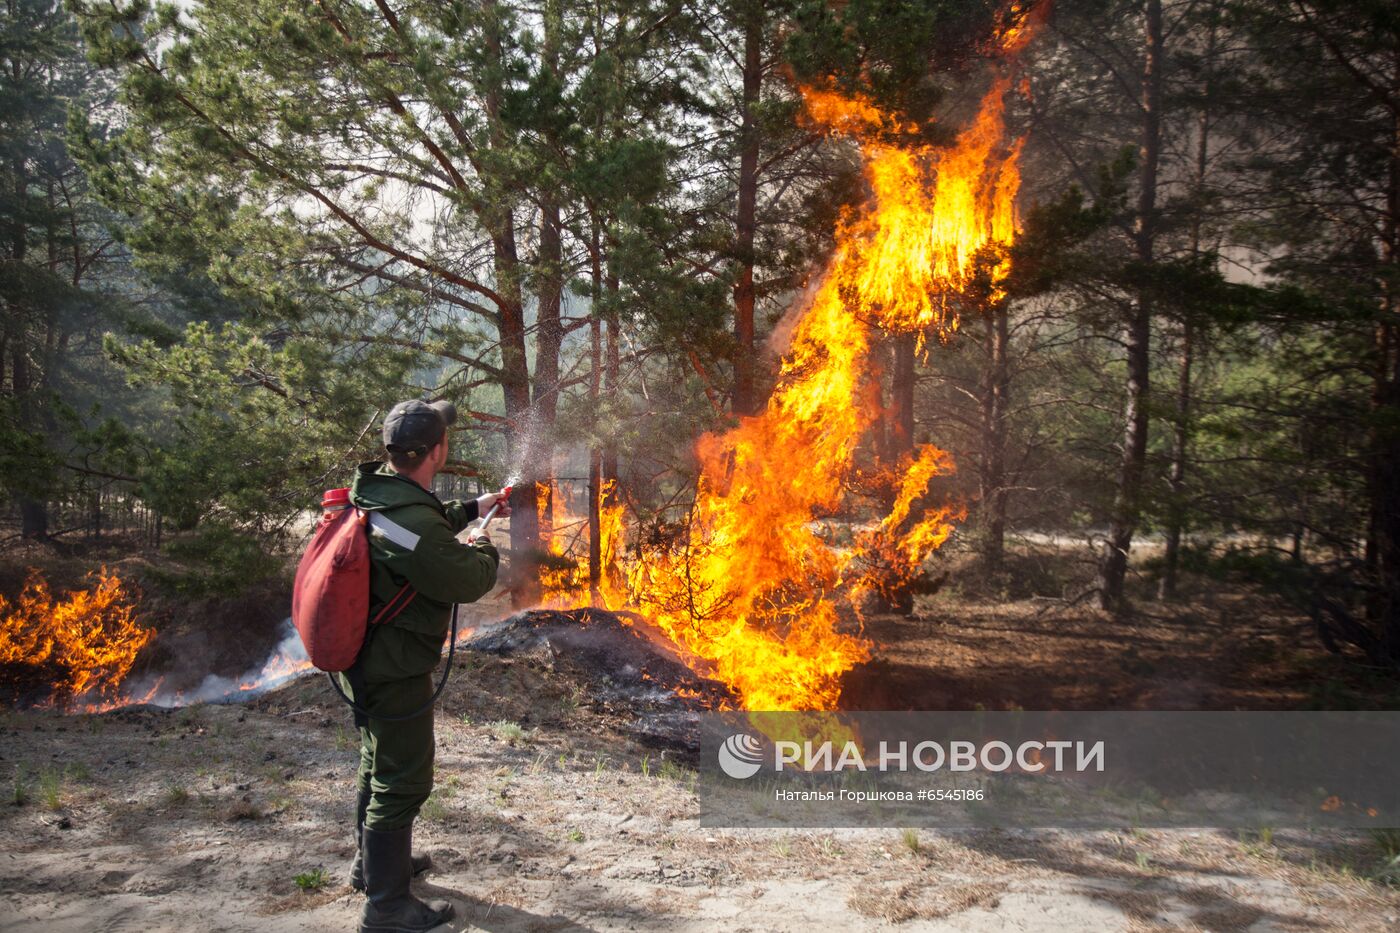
[0,569,152,708]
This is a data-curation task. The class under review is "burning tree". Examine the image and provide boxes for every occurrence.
[541,10,1043,711]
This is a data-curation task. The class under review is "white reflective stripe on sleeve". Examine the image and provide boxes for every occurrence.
[366,511,421,552]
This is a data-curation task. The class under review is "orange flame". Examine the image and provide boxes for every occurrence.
[0,569,153,706]
[538,480,628,611]
[542,41,1031,711]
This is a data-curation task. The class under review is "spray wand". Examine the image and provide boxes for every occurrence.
[477,484,513,532]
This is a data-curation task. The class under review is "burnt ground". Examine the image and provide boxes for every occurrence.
[840,588,1400,712]
[3,578,1400,931]
[0,531,292,700]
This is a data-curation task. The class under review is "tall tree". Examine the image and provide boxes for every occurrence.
[1158,8,1225,599]
[1228,0,1400,660]
[1,0,132,538]
[730,0,766,416]
[73,0,703,601]
[1096,0,1164,611]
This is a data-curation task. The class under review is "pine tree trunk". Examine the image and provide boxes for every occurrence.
[1371,54,1400,663]
[588,218,603,603]
[889,332,916,457]
[875,332,918,616]
[483,0,539,606]
[731,2,763,416]
[1098,0,1162,613]
[534,0,565,556]
[1160,21,1216,602]
[9,150,45,539]
[980,302,1010,573]
[496,221,541,608]
[603,268,620,488]
[1159,318,1192,600]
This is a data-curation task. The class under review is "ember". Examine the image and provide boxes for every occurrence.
[469,608,732,708]
[0,569,153,708]
[468,608,734,747]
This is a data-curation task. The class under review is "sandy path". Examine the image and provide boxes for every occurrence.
[3,651,1398,932]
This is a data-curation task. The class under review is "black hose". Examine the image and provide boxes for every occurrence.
[327,603,458,722]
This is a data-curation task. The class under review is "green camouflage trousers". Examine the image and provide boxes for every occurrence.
[338,669,435,831]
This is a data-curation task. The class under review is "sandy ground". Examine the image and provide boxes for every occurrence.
[5,613,1400,933]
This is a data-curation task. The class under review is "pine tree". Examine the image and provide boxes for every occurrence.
[71,0,709,598]
[1226,0,1400,660]
[1,0,133,538]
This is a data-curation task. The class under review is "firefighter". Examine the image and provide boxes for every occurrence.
[339,399,507,933]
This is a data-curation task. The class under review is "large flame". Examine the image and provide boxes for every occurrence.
[538,480,628,610]
[541,64,1027,711]
[0,569,154,707]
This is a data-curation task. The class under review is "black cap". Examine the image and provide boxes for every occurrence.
[382,400,458,458]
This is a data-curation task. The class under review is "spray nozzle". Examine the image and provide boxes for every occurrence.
[479,485,513,529]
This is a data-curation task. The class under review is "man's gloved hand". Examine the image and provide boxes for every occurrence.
[473,489,512,519]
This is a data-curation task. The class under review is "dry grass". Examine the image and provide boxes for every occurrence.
[260,885,348,915]
[847,882,921,923]
[925,881,1006,918]
[848,880,1006,923]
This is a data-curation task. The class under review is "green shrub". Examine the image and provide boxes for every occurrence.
[294,868,327,891]
[148,522,285,596]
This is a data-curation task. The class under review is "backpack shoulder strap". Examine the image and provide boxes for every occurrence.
[360,508,419,625]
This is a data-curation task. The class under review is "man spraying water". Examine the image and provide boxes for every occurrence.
[340,399,509,932]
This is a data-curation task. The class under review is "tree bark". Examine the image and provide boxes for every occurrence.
[495,218,538,572]
[534,0,565,556]
[603,266,620,491]
[872,332,919,615]
[1098,0,1162,613]
[731,0,763,416]
[588,217,603,602]
[980,302,1010,573]
[484,0,539,605]
[889,332,916,458]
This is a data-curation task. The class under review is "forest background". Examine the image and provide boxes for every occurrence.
[4,0,1399,676]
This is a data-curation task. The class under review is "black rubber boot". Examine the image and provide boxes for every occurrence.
[358,825,453,933]
[351,789,431,893]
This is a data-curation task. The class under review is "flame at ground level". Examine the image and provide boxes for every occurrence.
[0,569,318,713]
[3,44,1030,718]
[541,75,1025,711]
[0,569,153,707]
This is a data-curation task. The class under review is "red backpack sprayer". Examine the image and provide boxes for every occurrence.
[291,484,512,720]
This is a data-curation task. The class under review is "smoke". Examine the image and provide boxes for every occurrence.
[109,612,491,712]
[766,269,829,358]
[119,618,314,709]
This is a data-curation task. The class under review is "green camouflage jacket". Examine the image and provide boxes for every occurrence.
[349,461,499,682]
